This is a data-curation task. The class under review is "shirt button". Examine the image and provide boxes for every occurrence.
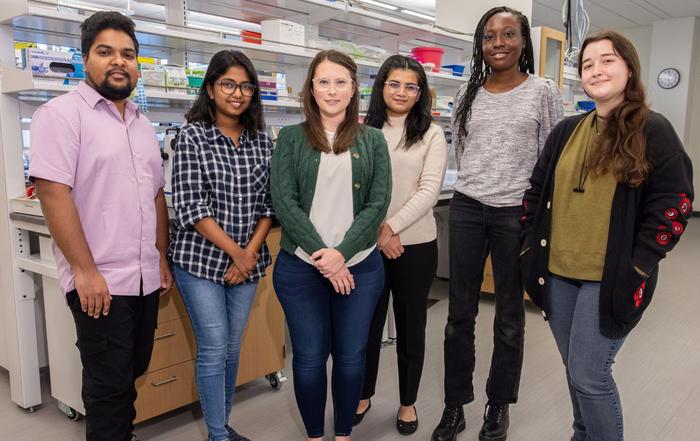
[352,152,360,159]
[540,239,547,247]
[546,201,551,209]
[354,182,361,189]
[538,277,546,285]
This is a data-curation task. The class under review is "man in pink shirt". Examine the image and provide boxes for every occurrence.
[28,11,172,441]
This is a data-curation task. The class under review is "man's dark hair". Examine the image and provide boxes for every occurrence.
[80,11,139,57]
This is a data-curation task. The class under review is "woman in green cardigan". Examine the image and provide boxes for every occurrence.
[270,49,391,441]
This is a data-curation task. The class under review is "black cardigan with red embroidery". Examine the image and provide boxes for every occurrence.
[521,111,694,338]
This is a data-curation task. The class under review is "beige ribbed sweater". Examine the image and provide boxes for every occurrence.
[383,115,448,245]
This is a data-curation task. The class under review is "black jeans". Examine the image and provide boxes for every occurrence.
[67,288,159,441]
[443,192,525,406]
[362,240,438,406]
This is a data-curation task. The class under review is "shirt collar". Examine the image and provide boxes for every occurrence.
[209,121,251,145]
[76,81,140,117]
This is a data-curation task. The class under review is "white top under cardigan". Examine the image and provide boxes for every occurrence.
[383,115,448,245]
[295,132,375,266]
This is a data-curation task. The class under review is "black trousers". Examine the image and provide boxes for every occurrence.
[67,287,159,441]
[362,240,438,406]
[444,192,525,406]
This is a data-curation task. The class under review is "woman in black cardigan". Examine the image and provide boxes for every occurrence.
[521,31,693,441]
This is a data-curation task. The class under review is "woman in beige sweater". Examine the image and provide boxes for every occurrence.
[354,54,448,435]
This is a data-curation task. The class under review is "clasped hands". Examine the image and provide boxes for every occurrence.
[311,248,354,295]
[224,247,259,285]
[377,223,403,259]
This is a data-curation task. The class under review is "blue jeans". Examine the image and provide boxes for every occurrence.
[444,192,525,405]
[548,275,626,441]
[173,265,258,441]
[273,249,384,438]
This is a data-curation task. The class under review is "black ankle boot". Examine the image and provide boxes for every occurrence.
[431,406,465,441]
[478,402,509,441]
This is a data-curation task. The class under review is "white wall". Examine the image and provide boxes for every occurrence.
[647,17,698,145]
[685,19,700,197]
[619,18,699,206]
[617,26,653,88]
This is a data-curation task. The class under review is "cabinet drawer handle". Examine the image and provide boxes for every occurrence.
[151,376,178,387]
[154,331,177,341]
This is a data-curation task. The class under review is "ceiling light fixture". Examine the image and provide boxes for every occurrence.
[400,9,436,21]
[359,0,399,11]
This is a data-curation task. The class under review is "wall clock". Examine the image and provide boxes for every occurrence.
[657,68,680,89]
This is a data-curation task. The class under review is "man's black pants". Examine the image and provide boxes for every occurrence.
[67,288,159,441]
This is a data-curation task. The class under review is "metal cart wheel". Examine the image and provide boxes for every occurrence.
[265,371,287,390]
[21,405,37,413]
[58,401,81,421]
[65,406,80,421]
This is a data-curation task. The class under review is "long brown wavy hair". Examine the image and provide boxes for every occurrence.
[578,31,650,187]
[301,50,361,153]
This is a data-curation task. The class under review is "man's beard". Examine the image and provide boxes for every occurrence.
[88,71,134,100]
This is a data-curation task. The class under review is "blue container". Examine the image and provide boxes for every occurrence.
[576,100,596,111]
[442,64,466,77]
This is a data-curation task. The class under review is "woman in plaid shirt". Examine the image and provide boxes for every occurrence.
[170,50,274,441]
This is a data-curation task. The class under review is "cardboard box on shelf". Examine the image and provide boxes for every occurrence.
[164,65,188,94]
[261,19,305,46]
[23,48,84,80]
[140,63,166,90]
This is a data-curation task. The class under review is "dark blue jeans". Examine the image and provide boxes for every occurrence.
[273,249,384,438]
[444,192,525,405]
[548,275,626,441]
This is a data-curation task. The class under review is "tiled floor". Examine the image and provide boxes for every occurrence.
[2,218,699,441]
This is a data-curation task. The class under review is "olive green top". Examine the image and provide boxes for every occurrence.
[549,112,617,281]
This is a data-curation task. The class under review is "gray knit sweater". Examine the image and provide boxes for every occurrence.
[452,75,564,207]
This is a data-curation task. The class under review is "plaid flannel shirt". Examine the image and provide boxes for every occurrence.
[170,121,274,284]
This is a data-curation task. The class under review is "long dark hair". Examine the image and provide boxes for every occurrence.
[364,55,432,149]
[301,50,361,153]
[454,6,535,140]
[579,31,650,187]
[185,50,265,133]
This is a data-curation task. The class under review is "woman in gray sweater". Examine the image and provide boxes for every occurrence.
[432,7,563,441]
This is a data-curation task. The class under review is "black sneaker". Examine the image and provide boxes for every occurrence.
[431,406,465,441]
[478,402,509,441]
[131,434,139,441]
[225,425,251,441]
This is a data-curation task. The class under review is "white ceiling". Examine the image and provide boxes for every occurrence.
[384,0,700,31]
[532,0,700,31]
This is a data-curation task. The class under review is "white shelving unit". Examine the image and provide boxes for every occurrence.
[0,0,471,415]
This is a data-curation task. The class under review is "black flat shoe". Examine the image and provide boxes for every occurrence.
[396,406,419,435]
[353,399,371,426]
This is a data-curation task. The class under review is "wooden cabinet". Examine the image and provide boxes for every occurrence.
[480,255,530,300]
[133,228,285,423]
[531,26,567,89]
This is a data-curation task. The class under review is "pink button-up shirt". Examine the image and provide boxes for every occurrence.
[29,82,165,296]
